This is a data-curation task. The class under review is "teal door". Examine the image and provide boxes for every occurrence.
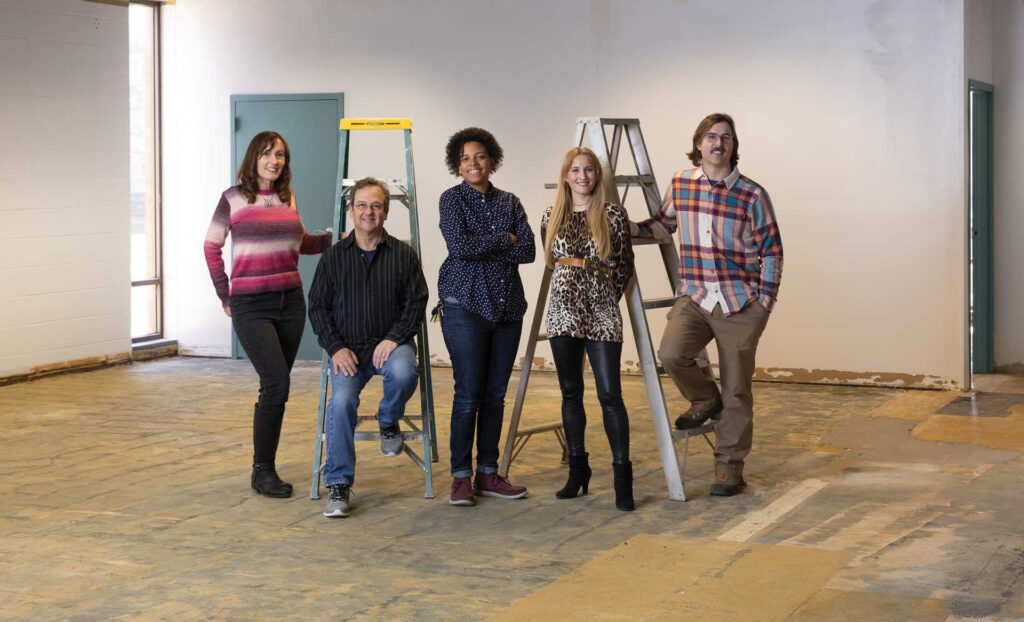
[969,81,994,374]
[231,93,344,361]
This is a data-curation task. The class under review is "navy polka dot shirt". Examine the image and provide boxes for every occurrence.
[438,181,536,322]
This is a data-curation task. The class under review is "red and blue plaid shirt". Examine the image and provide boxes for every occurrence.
[638,167,783,317]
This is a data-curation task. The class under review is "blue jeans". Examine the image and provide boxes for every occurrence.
[323,342,419,487]
[441,299,523,479]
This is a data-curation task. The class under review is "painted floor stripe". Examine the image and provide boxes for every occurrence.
[718,478,830,542]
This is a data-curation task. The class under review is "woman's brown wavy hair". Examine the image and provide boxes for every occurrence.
[237,131,293,205]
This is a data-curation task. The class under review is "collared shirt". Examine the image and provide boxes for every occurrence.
[637,167,783,316]
[437,181,536,322]
[307,231,428,364]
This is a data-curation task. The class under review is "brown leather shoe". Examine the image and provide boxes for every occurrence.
[674,399,723,430]
[710,465,746,497]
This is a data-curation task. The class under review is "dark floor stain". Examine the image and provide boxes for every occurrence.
[938,393,1024,418]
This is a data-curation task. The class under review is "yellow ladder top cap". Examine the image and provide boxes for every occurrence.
[340,118,413,130]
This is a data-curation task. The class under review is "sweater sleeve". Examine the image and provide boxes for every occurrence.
[203,193,232,305]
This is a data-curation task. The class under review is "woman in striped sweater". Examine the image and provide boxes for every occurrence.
[204,131,332,498]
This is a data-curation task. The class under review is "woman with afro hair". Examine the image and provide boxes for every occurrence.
[436,127,536,506]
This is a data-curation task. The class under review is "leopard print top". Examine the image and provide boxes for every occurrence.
[542,203,634,342]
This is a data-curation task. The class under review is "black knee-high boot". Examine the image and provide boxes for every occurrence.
[556,453,592,499]
[612,461,635,511]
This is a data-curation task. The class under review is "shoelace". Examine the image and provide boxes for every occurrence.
[381,425,401,439]
[330,485,352,501]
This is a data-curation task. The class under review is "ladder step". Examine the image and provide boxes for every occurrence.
[613,174,655,185]
[515,421,563,437]
[643,297,677,310]
[631,237,673,246]
[670,422,717,439]
[536,331,548,342]
[354,431,424,442]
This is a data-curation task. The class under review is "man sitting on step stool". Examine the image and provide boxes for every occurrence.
[632,113,783,497]
[308,177,429,517]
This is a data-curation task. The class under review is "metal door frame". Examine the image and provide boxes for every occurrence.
[967,80,994,379]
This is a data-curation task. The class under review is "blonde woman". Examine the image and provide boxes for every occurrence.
[542,147,635,510]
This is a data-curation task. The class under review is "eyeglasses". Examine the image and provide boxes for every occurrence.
[703,133,733,144]
[353,202,386,212]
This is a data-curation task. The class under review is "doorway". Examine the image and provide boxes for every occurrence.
[969,81,994,377]
[230,93,345,361]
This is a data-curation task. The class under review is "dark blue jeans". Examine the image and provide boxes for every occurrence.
[441,299,523,479]
[230,287,306,465]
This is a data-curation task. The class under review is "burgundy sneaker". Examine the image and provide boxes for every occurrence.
[449,477,475,506]
[474,472,528,499]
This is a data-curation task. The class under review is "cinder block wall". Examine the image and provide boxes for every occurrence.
[0,0,130,379]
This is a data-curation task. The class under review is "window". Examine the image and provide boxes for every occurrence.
[129,2,162,341]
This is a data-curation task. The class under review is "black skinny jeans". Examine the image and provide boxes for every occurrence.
[230,287,306,465]
[549,337,630,463]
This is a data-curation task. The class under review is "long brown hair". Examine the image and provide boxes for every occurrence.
[237,131,293,205]
[545,147,611,268]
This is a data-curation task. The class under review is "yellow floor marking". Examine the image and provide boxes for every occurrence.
[718,479,829,542]
[868,391,962,421]
[491,534,851,621]
[912,412,1024,452]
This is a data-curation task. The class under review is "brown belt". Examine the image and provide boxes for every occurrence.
[556,257,612,280]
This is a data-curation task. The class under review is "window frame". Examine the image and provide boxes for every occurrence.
[129,0,164,343]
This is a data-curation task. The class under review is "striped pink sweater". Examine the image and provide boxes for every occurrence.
[204,186,332,304]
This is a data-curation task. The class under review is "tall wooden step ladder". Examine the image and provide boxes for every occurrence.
[498,117,715,501]
[309,118,439,501]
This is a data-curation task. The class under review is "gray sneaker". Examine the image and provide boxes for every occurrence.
[323,483,351,518]
[379,423,405,457]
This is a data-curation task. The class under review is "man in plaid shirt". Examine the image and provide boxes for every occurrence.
[633,113,783,496]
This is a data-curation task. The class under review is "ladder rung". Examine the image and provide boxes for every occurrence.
[643,297,677,310]
[543,183,557,190]
[515,421,563,437]
[613,175,655,185]
[536,331,548,342]
[656,365,665,375]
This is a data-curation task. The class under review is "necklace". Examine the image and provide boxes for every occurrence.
[262,194,274,207]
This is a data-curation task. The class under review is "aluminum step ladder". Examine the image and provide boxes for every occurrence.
[309,118,439,500]
[498,117,715,501]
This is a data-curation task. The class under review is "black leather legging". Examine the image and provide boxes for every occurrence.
[549,337,630,463]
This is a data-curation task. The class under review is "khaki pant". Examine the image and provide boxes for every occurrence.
[658,297,770,470]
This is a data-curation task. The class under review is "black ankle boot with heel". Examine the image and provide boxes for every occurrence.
[555,453,592,499]
[612,461,635,511]
[251,462,293,498]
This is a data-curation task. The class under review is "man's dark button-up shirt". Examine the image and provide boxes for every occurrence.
[308,231,429,365]
[437,181,536,322]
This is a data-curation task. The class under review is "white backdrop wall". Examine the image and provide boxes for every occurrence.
[0,0,130,379]
[992,0,1024,372]
[164,0,969,388]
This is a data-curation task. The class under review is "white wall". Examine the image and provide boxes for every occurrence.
[0,0,130,378]
[992,0,1024,372]
[165,0,969,388]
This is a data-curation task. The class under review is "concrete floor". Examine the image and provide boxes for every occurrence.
[0,358,1022,621]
